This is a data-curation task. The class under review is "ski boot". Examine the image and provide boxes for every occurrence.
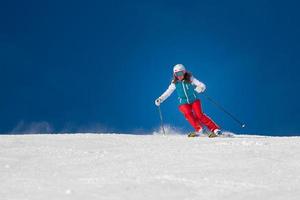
[188,132,199,137]
[208,129,222,138]
[188,129,203,137]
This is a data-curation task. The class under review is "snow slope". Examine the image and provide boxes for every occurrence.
[1,133,300,200]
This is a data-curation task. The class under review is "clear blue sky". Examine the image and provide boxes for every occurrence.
[0,0,299,135]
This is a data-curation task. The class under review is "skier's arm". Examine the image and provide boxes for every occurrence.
[159,83,176,102]
[191,76,206,93]
[155,83,176,106]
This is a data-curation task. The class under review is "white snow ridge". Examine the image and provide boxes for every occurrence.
[1,133,300,200]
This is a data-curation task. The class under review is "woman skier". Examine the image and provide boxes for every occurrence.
[155,64,222,137]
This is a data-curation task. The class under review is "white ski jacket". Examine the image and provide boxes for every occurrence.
[159,76,206,105]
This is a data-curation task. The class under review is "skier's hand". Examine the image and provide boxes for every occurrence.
[194,84,206,93]
[155,98,162,106]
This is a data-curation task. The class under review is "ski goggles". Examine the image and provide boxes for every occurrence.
[174,71,185,77]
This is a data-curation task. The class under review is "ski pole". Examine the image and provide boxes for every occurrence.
[202,93,246,128]
[157,105,166,135]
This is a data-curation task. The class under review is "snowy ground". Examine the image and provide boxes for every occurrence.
[1,133,300,200]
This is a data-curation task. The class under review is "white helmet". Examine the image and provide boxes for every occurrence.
[173,64,186,73]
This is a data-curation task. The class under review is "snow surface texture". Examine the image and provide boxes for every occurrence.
[1,133,300,200]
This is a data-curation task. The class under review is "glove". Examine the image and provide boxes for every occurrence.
[155,98,162,106]
[194,84,206,93]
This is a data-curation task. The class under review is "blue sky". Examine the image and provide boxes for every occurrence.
[0,0,299,135]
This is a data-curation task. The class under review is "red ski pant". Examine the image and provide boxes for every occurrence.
[178,99,219,132]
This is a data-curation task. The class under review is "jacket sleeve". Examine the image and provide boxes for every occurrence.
[191,76,206,89]
[159,83,176,102]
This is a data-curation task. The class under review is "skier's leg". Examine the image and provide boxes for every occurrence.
[179,103,202,132]
[192,99,220,132]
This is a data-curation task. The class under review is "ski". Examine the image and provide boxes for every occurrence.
[187,131,235,138]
